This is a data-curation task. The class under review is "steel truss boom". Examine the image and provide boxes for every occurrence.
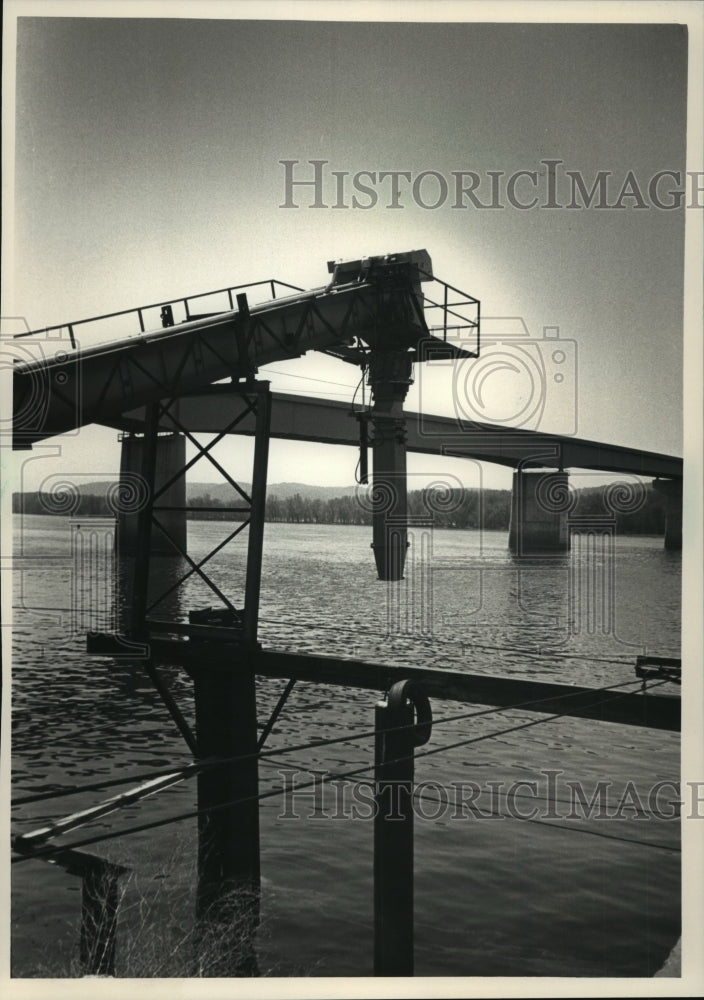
[12,250,477,448]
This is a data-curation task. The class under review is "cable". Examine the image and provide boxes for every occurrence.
[29,676,673,800]
[12,762,204,807]
[9,613,678,669]
[351,369,368,486]
[12,606,74,613]
[349,369,367,415]
[15,604,642,667]
[8,603,679,672]
[415,680,668,764]
[12,679,665,863]
[259,754,671,823]
[6,604,648,666]
[409,787,679,854]
[265,369,358,391]
[12,677,652,808]
[261,389,356,398]
[11,760,375,864]
[258,748,676,822]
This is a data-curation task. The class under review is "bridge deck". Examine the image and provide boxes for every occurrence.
[112,387,682,478]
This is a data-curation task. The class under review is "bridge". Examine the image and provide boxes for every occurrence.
[109,386,681,478]
[99,385,682,555]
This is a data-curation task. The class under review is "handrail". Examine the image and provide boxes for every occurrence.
[418,269,480,351]
[13,278,305,345]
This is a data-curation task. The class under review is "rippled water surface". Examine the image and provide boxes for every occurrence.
[11,516,681,977]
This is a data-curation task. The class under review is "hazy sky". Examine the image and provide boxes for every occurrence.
[6,10,689,490]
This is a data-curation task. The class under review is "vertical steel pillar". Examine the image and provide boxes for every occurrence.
[243,383,271,644]
[368,352,414,581]
[193,383,271,976]
[568,515,617,639]
[125,402,160,637]
[193,659,260,975]
[374,681,432,977]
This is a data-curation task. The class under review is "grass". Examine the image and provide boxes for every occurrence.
[13,838,312,978]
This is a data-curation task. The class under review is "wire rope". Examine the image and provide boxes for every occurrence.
[11,679,667,863]
[11,677,655,807]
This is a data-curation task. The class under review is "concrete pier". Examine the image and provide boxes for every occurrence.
[652,478,683,550]
[508,469,571,555]
[116,432,187,557]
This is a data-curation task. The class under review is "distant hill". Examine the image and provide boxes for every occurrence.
[13,480,668,534]
[60,480,360,502]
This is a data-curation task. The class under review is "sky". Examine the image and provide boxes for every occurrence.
[3,5,692,493]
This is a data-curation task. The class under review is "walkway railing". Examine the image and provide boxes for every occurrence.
[12,271,481,358]
[13,278,305,349]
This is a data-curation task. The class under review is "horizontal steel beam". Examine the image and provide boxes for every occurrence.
[86,633,680,732]
[113,387,683,478]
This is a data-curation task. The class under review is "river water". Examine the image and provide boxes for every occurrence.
[11,515,681,977]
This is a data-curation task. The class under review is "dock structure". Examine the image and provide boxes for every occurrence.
[11,250,682,974]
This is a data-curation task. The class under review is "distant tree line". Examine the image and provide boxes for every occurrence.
[13,491,115,518]
[14,484,670,534]
[260,489,513,529]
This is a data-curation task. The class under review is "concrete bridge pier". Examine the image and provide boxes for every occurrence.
[368,351,414,581]
[116,431,187,557]
[652,478,683,550]
[508,469,571,555]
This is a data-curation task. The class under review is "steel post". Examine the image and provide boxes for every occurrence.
[128,402,160,636]
[117,430,187,558]
[244,383,271,644]
[374,680,432,976]
[193,654,261,976]
[191,383,270,975]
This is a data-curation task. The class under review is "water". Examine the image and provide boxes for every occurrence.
[11,515,681,977]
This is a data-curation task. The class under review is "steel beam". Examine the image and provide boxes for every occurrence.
[113,389,683,479]
[86,634,681,732]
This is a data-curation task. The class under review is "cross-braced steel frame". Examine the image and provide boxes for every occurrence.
[126,381,271,647]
